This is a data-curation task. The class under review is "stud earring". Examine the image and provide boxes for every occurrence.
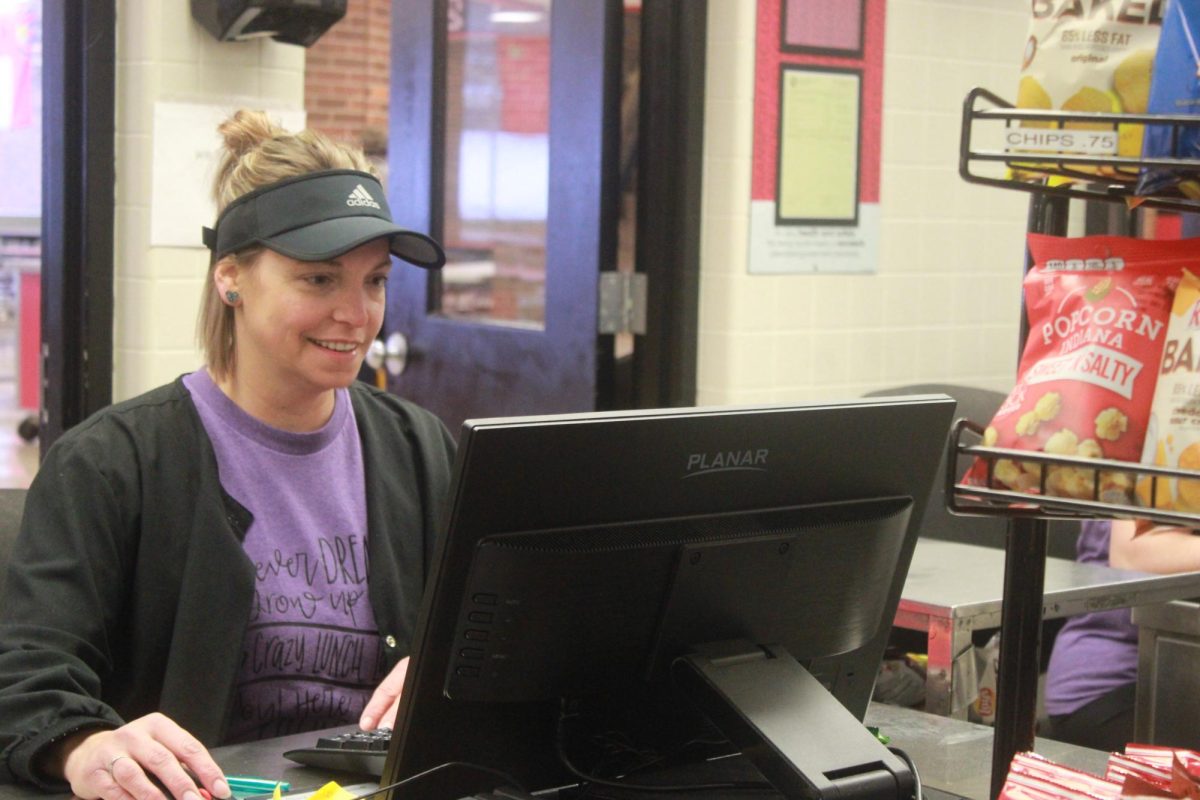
[225,290,240,305]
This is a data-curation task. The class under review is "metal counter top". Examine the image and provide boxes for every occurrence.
[900,540,1200,628]
[895,539,1200,716]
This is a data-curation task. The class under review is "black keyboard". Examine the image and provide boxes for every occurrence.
[283,728,392,776]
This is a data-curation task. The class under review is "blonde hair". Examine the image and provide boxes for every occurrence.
[198,109,376,380]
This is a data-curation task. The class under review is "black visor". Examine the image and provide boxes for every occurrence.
[202,169,445,269]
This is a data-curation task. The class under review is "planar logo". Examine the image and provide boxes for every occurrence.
[683,448,768,478]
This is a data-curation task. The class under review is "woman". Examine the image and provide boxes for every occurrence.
[0,110,455,800]
[1044,518,1200,751]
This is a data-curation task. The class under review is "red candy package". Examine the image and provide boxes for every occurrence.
[1001,753,1123,800]
[966,235,1200,501]
[1108,746,1200,800]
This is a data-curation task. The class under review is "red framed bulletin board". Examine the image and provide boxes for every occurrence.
[748,0,885,274]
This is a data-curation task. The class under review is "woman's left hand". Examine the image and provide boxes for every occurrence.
[360,656,409,731]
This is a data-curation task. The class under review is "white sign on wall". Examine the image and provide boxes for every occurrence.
[150,102,306,248]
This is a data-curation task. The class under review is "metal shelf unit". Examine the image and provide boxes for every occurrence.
[955,87,1200,800]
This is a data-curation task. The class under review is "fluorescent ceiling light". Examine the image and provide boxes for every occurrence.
[490,11,544,24]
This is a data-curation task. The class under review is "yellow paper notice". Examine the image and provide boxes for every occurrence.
[777,67,860,222]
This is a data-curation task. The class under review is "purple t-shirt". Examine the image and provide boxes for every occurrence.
[1043,519,1138,717]
[183,371,385,743]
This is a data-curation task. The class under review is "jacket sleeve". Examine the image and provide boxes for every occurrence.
[0,430,135,788]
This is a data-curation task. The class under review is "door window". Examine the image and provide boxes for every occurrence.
[439,0,551,329]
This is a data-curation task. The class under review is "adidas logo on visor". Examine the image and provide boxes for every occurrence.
[346,184,381,209]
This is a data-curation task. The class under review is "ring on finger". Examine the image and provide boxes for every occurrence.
[107,755,132,774]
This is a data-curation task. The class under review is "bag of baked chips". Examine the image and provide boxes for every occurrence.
[1013,2,1163,180]
[964,234,1200,503]
[1138,268,1200,511]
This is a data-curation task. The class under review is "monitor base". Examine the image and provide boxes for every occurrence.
[673,641,915,800]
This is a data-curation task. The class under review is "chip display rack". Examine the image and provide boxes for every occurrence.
[961,87,1200,214]
[950,420,1200,528]
[956,87,1200,800]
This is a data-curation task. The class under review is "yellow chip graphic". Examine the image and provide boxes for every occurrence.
[1113,49,1153,114]
[1017,75,1054,129]
[1062,86,1118,132]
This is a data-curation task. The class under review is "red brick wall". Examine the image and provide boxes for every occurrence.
[303,0,391,155]
[498,36,550,134]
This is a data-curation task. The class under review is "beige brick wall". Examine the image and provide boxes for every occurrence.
[113,0,305,401]
[697,0,1031,405]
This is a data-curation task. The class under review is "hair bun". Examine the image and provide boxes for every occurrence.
[216,109,284,160]
[210,107,371,210]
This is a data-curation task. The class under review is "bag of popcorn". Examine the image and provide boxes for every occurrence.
[965,234,1200,502]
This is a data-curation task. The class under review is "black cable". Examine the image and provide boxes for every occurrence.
[554,705,774,795]
[347,760,528,800]
[888,746,923,800]
[555,738,774,794]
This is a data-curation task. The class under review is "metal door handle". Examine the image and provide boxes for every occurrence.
[366,333,412,376]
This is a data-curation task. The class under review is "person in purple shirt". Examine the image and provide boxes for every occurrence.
[0,110,455,800]
[1044,518,1200,751]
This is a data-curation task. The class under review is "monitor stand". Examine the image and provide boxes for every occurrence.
[672,641,915,800]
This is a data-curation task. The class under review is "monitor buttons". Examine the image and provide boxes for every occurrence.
[455,594,500,683]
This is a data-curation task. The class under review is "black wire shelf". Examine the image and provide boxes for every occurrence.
[948,418,1200,529]
[960,87,1200,214]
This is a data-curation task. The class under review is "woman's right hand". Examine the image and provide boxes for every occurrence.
[55,713,231,800]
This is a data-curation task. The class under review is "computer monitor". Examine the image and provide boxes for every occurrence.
[381,395,956,800]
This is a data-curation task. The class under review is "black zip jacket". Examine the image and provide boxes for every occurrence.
[0,377,455,788]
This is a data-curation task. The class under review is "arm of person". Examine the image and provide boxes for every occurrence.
[1109,518,1200,574]
[0,436,127,787]
[2,431,233,800]
[0,427,222,800]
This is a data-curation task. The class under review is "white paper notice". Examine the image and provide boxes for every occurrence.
[150,102,306,248]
